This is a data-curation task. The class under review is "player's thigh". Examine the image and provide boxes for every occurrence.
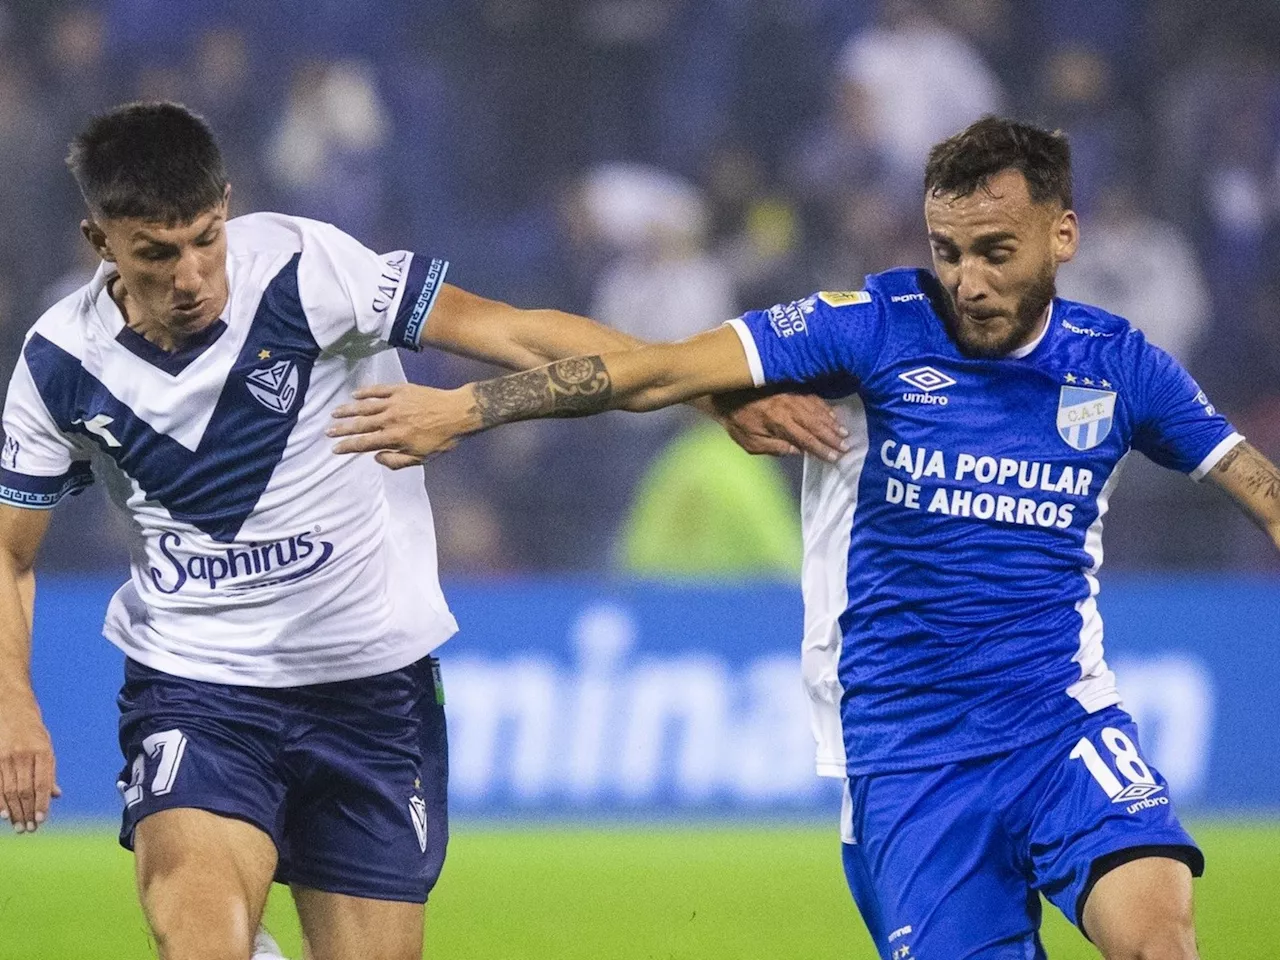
[1026,708,1202,933]
[134,807,279,960]
[845,768,1046,959]
[292,886,424,960]
[1081,856,1197,960]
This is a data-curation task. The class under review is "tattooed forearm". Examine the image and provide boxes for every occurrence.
[1209,441,1280,547]
[472,356,614,428]
[1222,443,1280,501]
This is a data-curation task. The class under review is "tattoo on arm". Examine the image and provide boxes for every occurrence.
[1215,444,1244,475]
[472,356,614,428]
[1217,442,1280,502]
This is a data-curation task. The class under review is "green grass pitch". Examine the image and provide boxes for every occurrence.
[2,821,1277,959]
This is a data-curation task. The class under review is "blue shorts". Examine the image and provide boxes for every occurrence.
[841,707,1203,959]
[116,656,449,903]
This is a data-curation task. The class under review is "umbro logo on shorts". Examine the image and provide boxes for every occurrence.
[409,795,428,853]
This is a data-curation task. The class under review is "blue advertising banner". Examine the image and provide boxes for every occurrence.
[27,576,1280,820]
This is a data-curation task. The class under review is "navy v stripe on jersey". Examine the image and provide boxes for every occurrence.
[23,253,318,542]
[115,318,228,376]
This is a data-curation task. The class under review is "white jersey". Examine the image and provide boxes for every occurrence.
[1,213,457,686]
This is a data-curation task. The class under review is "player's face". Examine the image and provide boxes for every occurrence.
[924,169,1078,358]
[83,190,231,347]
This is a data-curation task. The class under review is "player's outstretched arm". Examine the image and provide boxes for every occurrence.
[418,285,846,460]
[0,504,59,834]
[1207,441,1280,552]
[330,326,760,467]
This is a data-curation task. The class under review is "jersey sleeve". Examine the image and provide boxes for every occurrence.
[296,220,449,355]
[725,291,888,388]
[0,354,93,509]
[1129,339,1242,480]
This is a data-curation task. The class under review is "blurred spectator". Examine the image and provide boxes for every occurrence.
[184,26,271,213]
[705,141,813,308]
[1037,46,1142,219]
[1058,180,1210,362]
[266,59,390,243]
[583,164,736,343]
[810,186,925,293]
[0,54,65,332]
[786,66,893,206]
[836,0,1006,185]
[616,421,802,580]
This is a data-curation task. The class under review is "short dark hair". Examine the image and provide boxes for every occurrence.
[924,116,1073,209]
[66,101,228,224]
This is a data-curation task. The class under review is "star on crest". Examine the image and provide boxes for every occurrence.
[1082,377,1094,386]
[257,349,271,360]
[414,777,422,791]
[1100,378,1112,388]
[1064,373,1077,384]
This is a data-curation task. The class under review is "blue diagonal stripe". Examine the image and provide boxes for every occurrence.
[24,254,319,542]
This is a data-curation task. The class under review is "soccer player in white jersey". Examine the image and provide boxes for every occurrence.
[331,117,1280,959]
[0,102,842,960]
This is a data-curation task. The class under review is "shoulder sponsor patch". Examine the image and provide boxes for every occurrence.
[817,290,872,307]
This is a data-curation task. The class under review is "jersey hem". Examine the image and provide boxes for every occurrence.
[103,623,457,688]
[840,702,1122,777]
[1190,431,1245,481]
[724,318,766,387]
[816,758,847,778]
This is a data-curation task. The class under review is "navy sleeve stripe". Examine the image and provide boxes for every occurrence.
[389,257,449,351]
[0,463,93,508]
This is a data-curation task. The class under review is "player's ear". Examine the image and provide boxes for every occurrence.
[1052,208,1079,265]
[81,219,114,263]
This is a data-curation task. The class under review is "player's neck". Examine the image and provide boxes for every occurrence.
[108,276,216,354]
[1004,303,1053,360]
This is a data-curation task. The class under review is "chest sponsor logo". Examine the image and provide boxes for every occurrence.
[1057,385,1116,451]
[246,359,300,414]
[149,529,335,594]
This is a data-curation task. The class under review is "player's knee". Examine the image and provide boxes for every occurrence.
[1100,920,1198,960]
[139,865,258,960]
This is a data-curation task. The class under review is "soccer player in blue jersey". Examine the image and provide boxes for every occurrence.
[0,102,840,960]
[331,116,1280,959]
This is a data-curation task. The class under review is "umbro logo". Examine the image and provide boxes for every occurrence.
[409,795,428,853]
[899,367,955,392]
[246,359,299,414]
[899,367,955,406]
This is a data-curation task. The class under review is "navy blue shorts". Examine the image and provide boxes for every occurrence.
[840,707,1203,959]
[116,656,449,903]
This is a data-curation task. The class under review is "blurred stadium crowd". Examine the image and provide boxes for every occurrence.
[1,0,1278,575]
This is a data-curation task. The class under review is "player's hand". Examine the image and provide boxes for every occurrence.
[0,691,60,834]
[713,391,848,462]
[328,384,473,468]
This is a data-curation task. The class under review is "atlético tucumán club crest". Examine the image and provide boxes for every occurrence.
[246,358,299,414]
[1057,385,1116,451]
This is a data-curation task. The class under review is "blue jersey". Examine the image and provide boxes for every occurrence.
[727,268,1242,777]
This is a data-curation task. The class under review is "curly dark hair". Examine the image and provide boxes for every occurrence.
[924,116,1072,209]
